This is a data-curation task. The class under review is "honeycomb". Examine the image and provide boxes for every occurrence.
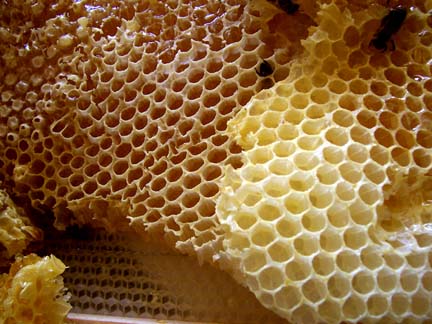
[0,0,314,261]
[217,2,432,323]
[2,0,432,323]
[0,253,71,323]
[0,189,42,259]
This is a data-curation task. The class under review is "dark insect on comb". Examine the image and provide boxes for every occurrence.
[370,5,407,51]
[278,0,299,15]
[255,60,273,77]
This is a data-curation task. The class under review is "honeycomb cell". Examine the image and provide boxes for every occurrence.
[349,199,373,225]
[312,253,334,277]
[318,299,341,323]
[263,178,289,198]
[323,146,344,164]
[243,251,267,273]
[363,94,383,111]
[361,246,384,271]
[269,159,294,176]
[273,142,296,157]
[289,172,314,192]
[309,185,333,209]
[328,79,347,94]
[411,292,430,316]
[417,130,432,148]
[258,266,284,291]
[310,89,329,104]
[349,79,368,94]
[294,234,319,256]
[285,259,311,281]
[336,250,360,273]
[271,98,289,112]
[292,304,318,324]
[391,294,409,316]
[339,162,362,184]
[352,271,375,294]
[227,232,250,250]
[322,56,339,75]
[316,164,338,185]
[386,97,406,114]
[338,94,358,111]
[357,110,377,129]
[284,109,304,124]
[199,183,219,198]
[257,129,277,146]
[400,270,419,292]
[299,136,323,152]
[379,111,399,130]
[343,227,367,250]
[351,126,373,144]
[290,94,309,109]
[336,182,355,201]
[347,143,369,163]
[363,162,386,184]
[395,129,415,149]
[384,68,406,86]
[328,273,350,298]
[302,279,326,303]
[325,127,349,146]
[320,229,343,253]
[311,73,328,88]
[384,253,405,270]
[249,147,273,164]
[370,145,390,165]
[284,192,309,214]
[302,119,326,136]
[294,77,312,93]
[306,105,325,120]
[327,202,350,228]
[377,268,397,292]
[262,111,281,128]
[422,271,432,291]
[251,224,275,247]
[358,183,379,205]
[367,295,389,317]
[343,295,366,321]
[275,286,301,310]
[333,109,354,128]
[276,218,301,238]
[401,112,420,131]
[405,252,426,269]
[370,80,388,96]
[391,147,411,166]
[301,210,325,232]
[257,203,282,221]
[268,242,293,263]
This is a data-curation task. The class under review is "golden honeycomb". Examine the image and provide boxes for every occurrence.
[217,2,432,323]
[0,253,71,323]
[0,189,42,259]
[0,0,314,261]
[1,0,432,323]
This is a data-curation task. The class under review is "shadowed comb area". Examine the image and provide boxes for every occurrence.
[0,0,314,262]
[47,231,287,323]
[217,1,432,323]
